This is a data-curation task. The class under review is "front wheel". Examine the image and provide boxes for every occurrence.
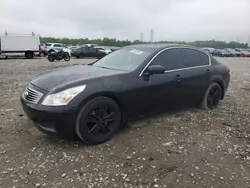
[75,97,121,145]
[200,83,222,110]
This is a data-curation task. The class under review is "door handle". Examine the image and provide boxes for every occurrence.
[206,69,211,74]
[175,74,181,82]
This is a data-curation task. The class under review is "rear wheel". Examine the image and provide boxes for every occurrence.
[97,54,104,59]
[63,53,70,61]
[25,51,34,59]
[75,97,121,145]
[200,83,222,110]
[79,53,84,59]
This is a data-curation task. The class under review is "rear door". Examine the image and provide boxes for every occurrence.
[179,48,210,103]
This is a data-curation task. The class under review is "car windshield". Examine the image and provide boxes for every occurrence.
[93,48,151,71]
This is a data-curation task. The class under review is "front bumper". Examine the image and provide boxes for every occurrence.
[20,97,78,139]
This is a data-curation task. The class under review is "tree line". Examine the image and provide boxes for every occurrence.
[40,37,248,49]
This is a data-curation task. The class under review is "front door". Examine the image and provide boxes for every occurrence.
[135,48,184,111]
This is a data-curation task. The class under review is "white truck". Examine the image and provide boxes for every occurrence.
[0,32,41,59]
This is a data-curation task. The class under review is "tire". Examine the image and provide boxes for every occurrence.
[63,53,70,61]
[97,55,104,59]
[48,55,55,62]
[75,97,121,145]
[25,51,34,59]
[200,83,222,110]
[79,53,84,59]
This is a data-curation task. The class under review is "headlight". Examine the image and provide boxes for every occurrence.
[42,85,86,106]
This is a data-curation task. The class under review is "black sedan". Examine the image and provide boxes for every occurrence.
[210,49,231,57]
[21,44,230,144]
[71,46,106,59]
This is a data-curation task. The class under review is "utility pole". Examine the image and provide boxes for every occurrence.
[140,32,144,42]
[150,29,154,43]
[248,36,250,47]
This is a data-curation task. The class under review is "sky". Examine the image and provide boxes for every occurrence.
[0,0,249,43]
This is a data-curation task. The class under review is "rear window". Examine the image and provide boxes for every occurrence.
[201,52,209,65]
[45,43,51,46]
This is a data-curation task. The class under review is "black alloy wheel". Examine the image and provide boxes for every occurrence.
[206,85,221,109]
[201,83,221,110]
[76,97,121,144]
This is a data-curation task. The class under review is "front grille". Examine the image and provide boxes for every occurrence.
[23,87,43,104]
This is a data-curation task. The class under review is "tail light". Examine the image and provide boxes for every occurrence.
[226,67,230,73]
[38,44,41,52]
[73,49,78,53]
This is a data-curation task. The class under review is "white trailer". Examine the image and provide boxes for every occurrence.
[0,32,41,59]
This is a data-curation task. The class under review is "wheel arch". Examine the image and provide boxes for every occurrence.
[210,78,225,99]
[79,91,123,111]
[25,50,34,55]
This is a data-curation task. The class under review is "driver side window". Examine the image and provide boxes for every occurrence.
[151,48,182,71]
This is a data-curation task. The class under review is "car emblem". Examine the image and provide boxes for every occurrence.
[24,90,29,96]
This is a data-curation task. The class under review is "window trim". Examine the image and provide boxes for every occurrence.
[139,47,211,76]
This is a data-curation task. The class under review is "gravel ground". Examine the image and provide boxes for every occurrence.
[0,57,250,188]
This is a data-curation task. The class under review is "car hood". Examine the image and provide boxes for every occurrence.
[31,65,123,91]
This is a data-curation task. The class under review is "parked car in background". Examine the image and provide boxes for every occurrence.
[94,46,112,54]
[85,44,98,48]
[210,49,230,57]
[44,43,71,56]
[0,32,41,59]
[21,44,230,144]
[71,46,106,59]
[69,46,78,50]
[202,47,215,54]
[239,50,250,57]
[224,48,241,57]
[40,43,48,56]
[110,46,121,52]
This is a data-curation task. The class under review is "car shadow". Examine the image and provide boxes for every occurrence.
[119,102,198,133]
[40,103,199,147]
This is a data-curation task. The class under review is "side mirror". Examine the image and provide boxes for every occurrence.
[147,65,165,75]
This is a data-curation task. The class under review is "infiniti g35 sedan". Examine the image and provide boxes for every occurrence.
[21,44,230,145]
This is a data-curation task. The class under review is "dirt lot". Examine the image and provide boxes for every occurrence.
[0,57,250,188]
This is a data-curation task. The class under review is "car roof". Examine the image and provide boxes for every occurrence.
[123,43,198,53]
